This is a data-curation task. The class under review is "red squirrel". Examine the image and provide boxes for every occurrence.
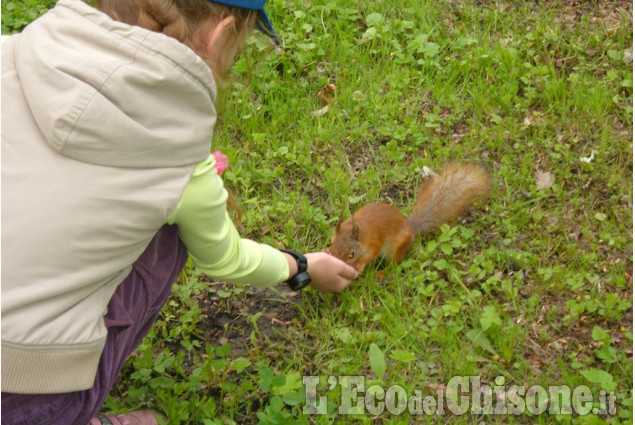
[329,163,491,274]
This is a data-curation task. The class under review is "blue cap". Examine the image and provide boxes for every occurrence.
[208,0,280,45]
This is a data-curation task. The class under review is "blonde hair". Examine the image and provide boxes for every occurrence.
[97,0,258,79]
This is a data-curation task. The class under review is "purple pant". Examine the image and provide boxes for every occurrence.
[2,225,188,425]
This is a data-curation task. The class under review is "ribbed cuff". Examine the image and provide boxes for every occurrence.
[1,339,105,394]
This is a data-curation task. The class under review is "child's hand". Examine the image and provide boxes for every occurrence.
[305,252,358,294]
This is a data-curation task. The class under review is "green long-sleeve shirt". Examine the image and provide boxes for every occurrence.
[167,154,289,286]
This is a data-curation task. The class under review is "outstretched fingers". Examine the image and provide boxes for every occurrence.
[305,252,358,294]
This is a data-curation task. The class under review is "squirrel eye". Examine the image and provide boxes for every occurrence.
[348,251,355,259]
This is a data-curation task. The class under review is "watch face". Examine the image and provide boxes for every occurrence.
[289,271,311,291]
[281,249,311,290]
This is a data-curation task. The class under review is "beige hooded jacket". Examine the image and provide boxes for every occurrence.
[2,0,222,393]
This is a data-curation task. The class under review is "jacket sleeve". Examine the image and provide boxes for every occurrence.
[167,154,289,286]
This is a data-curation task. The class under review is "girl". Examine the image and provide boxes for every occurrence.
[1,0,358,424]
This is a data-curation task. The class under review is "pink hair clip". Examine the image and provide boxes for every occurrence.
[213,150,230,176]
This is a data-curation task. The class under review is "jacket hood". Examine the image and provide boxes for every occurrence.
[13,0,217,168]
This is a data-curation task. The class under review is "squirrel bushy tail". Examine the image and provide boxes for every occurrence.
[407,163,491,236]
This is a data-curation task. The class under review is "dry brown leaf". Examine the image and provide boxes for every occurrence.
[535,170,554,190]
[317,83,336,105]
[310,105,330,118]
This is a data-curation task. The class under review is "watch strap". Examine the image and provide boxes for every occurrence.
[281,249,312,291]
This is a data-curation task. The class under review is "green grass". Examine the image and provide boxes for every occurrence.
[1,0,56,33]
[4,0,633,424]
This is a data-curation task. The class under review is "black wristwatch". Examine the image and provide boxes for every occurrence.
[281,249,312,291]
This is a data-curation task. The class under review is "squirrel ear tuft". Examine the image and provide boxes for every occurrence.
[352,223,360,240]
[335,210,346,230]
